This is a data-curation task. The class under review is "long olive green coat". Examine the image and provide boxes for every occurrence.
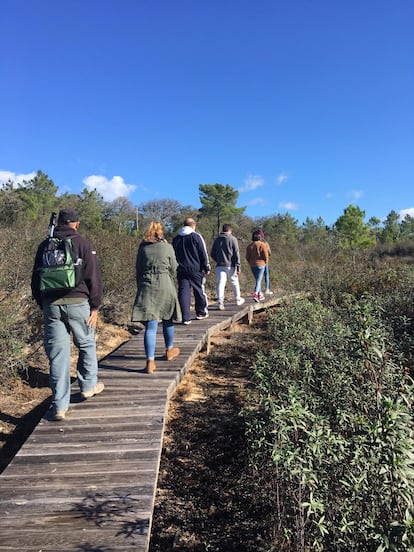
[131,240,182,323]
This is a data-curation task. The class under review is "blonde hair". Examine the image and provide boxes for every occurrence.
[143,221,164,242]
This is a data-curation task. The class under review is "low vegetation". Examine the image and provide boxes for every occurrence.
[1,172,414,550]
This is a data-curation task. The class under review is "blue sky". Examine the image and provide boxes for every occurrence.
[1,0,413,225]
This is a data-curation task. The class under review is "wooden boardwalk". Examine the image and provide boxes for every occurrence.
[0,295,284,552]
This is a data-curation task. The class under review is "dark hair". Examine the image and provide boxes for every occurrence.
[222,224,232,232]
[252,230,261,241]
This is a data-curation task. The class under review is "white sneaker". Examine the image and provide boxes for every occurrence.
[218,303,224,310]
[265,289,274,295]
[183,320,192,325]
[236,297,245,306]
[196,313,209,320]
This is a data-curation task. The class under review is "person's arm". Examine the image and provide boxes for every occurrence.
[197,234,211,273]
[234,237,241,272]
[169,243,178,273]
[210,240,217,263]
[263,243,270,264]
[31,243,44,308]
[81,238,103,311]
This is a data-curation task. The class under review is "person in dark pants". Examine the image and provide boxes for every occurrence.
[31,208,104,421]
[172,218,211,325]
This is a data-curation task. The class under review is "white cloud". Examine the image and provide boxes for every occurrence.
[276,173,288,185]
[0,170,36,186]
[349,190,363,200]
[399,207,414,220]
[248,197,266,206]
[279,201,299,210]
[239,174,264,193]
[83,174,136,201]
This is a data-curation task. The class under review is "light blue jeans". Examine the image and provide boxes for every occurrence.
[251,265,265,294]
[43,302,98,412]
[264,263,270,290]
[215,266,242,304]
[144,319,174,360]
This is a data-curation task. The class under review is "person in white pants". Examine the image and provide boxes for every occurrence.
[210,223,245,310]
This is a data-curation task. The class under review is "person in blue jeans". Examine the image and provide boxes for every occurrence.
[132,221,182,374]
[258,228,273,294]
[245,229,269,302]
[31,208,104,421]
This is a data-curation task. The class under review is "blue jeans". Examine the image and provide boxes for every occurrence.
[264,263,270,290]
[144,319,174,360]
[43,302,98,412]
[251,265,265,294]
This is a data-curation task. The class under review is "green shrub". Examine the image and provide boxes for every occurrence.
[0,292,31,385]
[243,297,414,551]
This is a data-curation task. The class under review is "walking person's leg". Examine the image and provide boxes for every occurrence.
[251,266,260,294]
[144,319,158,373]
[229,267,243,303]
[43,304,72,418]
[252,266,265,300]
[264,263,270,290]
[192,272,208,318]
[264,264,273,293]
[69,302,100,396]
[163,319,180,360]
[177,275,192,324]
[215,266,228,309]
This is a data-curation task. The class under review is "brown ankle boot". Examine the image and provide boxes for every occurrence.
[166,347,180,361]
[146,359,156,374]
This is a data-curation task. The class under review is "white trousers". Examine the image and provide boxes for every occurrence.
[215,266,241,304]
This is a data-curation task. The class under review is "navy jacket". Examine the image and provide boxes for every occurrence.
[172,226,211,275]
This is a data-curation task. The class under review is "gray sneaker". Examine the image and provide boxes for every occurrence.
[81,381,104,399]
[52,408,67,421]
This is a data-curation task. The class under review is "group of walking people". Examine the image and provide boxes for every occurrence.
[131,218,273,374]
[31,209,273,421]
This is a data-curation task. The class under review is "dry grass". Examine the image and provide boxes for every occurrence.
[0,320,130,472]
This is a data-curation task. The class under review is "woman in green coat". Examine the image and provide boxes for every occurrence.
[132,221,182,373]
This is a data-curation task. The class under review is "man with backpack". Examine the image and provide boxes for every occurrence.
[31,208,104,421]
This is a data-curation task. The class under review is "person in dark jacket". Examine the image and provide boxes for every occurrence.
[210,223,245,310]
[172,218,211,324]
[31,208,104,421]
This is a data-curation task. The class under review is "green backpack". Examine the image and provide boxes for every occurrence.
[38,213,84,294]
